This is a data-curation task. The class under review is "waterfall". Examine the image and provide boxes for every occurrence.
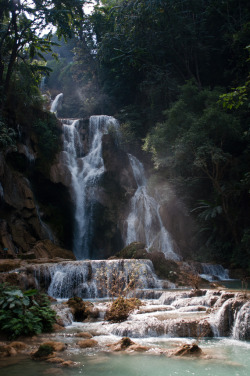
[61,115,119,259]
[232,301,250,340]
[125,154,180,261]
[31,259,162,299]
[50,93,63,114]
[200,263,230,281]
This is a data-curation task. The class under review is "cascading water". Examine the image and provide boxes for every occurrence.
[200,263,230,281]
[61,115,119,259]
[50,93,63,114]
[125,154,180,261]
[30,259,162,299]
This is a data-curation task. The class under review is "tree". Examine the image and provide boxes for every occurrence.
[0,0,85,108]
[143,81,250,266]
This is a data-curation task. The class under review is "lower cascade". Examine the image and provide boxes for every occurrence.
[30,259,162,299]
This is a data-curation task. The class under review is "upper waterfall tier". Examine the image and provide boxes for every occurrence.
[61,115,119,260]
[125,154,181,261]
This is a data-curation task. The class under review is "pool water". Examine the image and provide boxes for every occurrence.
[1,338,249,376]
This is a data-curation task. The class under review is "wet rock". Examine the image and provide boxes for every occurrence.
[67,297,95,321]
[0,345,17,357]
[31,240,75,260]
[108,337,135,351]
[9,341,27,351]
[108,337,149,352]
[172,343,202,357]
[77,339,98,348]
[42,341,67,352]
[32,344,54,359]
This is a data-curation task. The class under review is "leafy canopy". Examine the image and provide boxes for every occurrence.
[0,0,85,105]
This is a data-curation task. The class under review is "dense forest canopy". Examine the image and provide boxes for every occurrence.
[0,0,250,270]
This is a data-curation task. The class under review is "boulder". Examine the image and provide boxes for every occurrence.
[77,339,98,348]
[42,341,67,352]
[9,341,27,351]
[108,337,149,352]
[172,343,202,357]
[0,345,17,357]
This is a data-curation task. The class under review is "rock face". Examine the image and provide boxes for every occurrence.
[0,101,78,259]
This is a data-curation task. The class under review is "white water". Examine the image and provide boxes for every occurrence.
[50,92,63,114]
[56,288,249,341]
[32,259,162,299]
[209,294,250,339]
[126,154,180,261]
[60,115,119,259]
[200,263,230,281]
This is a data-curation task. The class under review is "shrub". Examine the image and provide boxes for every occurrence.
[32,113,60,160]
[105,297,141,322]
[0,284,56,339]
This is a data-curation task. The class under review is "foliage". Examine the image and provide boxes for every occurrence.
[33,114,60,160]
[0,117,15,149]
[143,81,250,267]
[219,45,250,110]
[105,297,141,322]
[88,0,250,119]
[0,0,85,107]
[0,284,56,339]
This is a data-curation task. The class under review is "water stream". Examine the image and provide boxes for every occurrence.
[60,115,119,259]
[125,154,180,261]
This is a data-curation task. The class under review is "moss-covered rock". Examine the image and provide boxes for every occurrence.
[67,297,98,321]
[32,344,54,359]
